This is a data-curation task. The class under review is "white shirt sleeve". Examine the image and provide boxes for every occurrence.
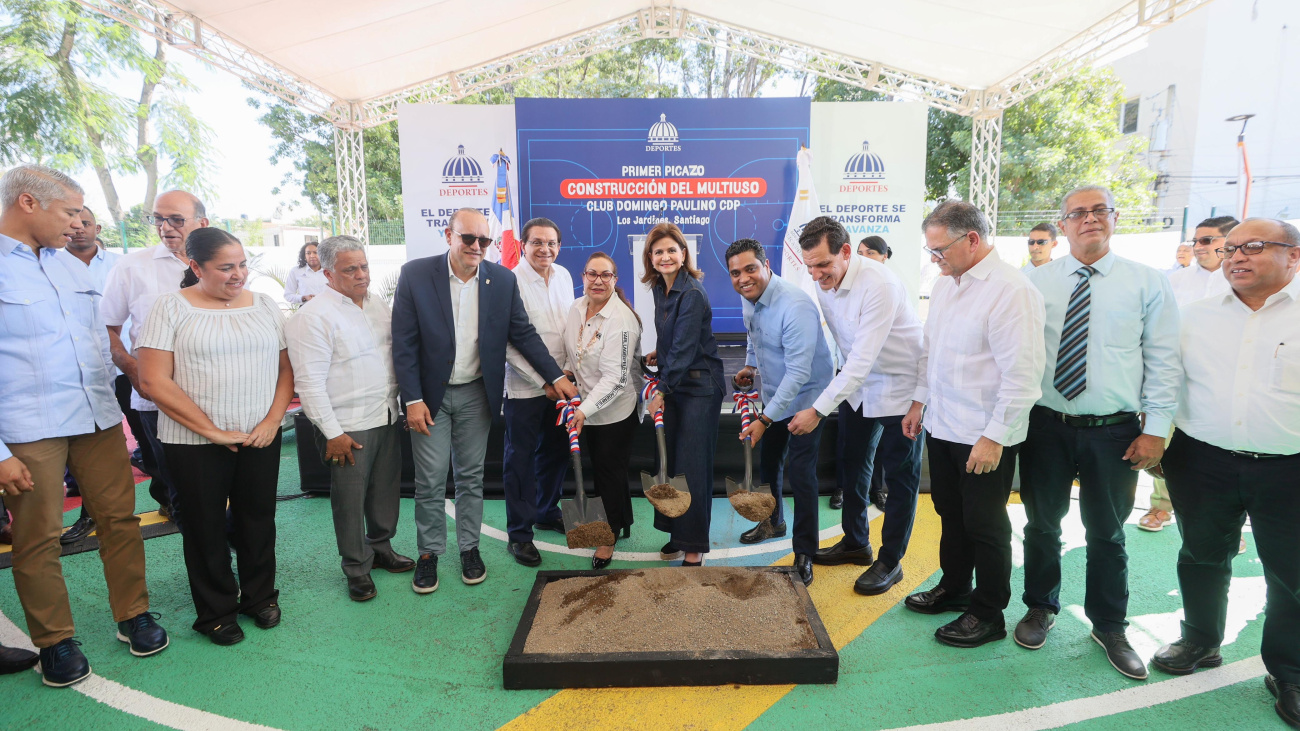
[814,280,899,416]
[505,342,545,390]
[100,261,131,328]
[285,310,344,440]
[283,267,304,304]
[578,320,635,420]
[981,283,1046,445]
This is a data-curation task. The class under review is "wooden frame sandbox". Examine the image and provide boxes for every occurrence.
[502,567,838,689]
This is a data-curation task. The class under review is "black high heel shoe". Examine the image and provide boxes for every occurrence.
[592,540,616,570]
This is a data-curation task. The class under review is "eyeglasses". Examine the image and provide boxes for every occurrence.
[922,233,969,261]
[451,230,493,248]
[1188,235,1225,247]
[1215,241,1299,259]
[147,214,191,228]
[1027,238,1052,246]
[1062,207,1116,222]
[583,270,615,283]
[525,239,559,248]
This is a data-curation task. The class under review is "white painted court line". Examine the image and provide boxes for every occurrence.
[0,610,284,731]
[883,656,1267,731]
[457,499,867,561]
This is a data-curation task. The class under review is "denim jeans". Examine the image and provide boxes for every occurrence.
[502,395,570,543]
[653,387,723,553]
[759,416,822,557]
[837,405,924,569]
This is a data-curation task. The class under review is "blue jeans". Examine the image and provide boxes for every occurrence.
[759,416,823,557]
[410,381,492,556]
[138,409,182,533]
[502,394,570,543]
[837,405,923,569]
[653,387,723,554]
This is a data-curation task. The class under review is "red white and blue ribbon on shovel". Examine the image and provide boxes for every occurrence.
[732,387,761,430]
[642,374,663,428]
[556,396,583,453]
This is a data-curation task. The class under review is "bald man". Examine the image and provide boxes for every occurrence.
[101,190,209,531]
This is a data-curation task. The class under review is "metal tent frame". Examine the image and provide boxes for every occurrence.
[74,0,1217,243]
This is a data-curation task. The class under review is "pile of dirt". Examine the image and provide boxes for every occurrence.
[729,490,776,521]
[565,520,615,549]
[645,483,691,518]
[523,568,818,654]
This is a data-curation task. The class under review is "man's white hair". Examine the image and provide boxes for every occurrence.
[0,164,84,210]
[318,235,365,271]
[1059,185,1115,219]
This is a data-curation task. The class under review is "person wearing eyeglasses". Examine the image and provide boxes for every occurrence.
[900,201,1045,648]
[1141,216,1240,536]
[642,222,725,567]
[1151,219,1300,728]
[1022,223,1058,272]
[1015,185,1180,680]
[101,190,210,533]
[283,241,327,305]
[1167,217,1238,308]
[392,208,577,593]
[500,217,574,568]
[562,252,643,569]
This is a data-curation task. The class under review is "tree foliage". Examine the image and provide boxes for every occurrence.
[0,0,214,223]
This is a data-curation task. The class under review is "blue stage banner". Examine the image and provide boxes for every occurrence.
[515,98,810,335]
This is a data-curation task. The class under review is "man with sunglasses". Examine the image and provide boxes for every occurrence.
[1023,223,1058,272]
[500,217,574,567]
[1168,216,1238,308]
[1016,185,1180,680]
[393,208,577,593]
[101,190,210,532]
[1152,218,1300,728]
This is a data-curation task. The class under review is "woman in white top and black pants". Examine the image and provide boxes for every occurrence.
[283,241,327,305]
[138,229,295,646]
[563,252,643,569]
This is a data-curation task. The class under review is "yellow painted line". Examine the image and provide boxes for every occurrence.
[499,496,944,731]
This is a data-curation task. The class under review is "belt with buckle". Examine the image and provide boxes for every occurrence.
[1227,449,1296,460]
[1037,406,1137,429]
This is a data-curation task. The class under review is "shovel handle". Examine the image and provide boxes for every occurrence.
[743,436,753,487]
[652,409,669,483]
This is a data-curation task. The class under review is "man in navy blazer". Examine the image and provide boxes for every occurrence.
[392,208,577,593]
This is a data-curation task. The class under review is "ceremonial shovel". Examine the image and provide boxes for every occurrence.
[640,408,691,518]
[558,396,615,549]
[726,437,776,522]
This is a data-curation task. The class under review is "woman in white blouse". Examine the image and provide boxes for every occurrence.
[137,228,295,647]
[563,251,643,569]
[283,241,327,305]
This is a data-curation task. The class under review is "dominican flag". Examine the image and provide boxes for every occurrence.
[782,147,839,367]
[489,150,520,268]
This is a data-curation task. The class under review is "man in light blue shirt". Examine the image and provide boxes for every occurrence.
[727,239,833,586]
[0,164,168,688]
[1017,184,1180,680]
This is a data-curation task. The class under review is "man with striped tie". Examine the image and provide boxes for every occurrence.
[1017,185,1181,680]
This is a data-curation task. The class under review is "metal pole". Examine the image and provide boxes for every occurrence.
[969,109,1004,238]
[1180,206,1189,241]
[120,219,129,251]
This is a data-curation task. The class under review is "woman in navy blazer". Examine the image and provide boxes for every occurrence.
[642,223,725,566]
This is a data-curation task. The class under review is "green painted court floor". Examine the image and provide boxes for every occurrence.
[0,431,1282,730]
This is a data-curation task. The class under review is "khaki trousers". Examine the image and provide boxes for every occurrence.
[6,424,149,647]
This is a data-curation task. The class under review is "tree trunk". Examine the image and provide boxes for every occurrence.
[137,38,165,216]
[51,4,123,223]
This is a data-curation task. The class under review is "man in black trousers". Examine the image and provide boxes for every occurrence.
[1152,218,1300,729]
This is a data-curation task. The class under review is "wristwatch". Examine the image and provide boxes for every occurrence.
[758,412,773,427]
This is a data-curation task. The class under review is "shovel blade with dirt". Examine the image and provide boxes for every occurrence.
[640,410,692,518]
[559,399,615,549]
[726,437,776,522]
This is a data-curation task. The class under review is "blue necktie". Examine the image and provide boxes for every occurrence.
[1053,266,1096,401]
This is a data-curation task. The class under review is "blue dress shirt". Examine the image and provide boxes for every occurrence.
[0,234,121,461]
[742,274,833,421]
[1026,251,1181,436]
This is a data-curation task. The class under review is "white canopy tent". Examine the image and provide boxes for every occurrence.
[74,0,1216,244]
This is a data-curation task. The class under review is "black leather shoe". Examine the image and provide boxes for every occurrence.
[37,638,91,687]
[206,622,244,646]
[1267,675,1300,729]
[904,585,972,615]
[1152,638,1222,675]
[60,514,95,545]
[412,555,439,594]
[870,487,888,513]
[794,554,814,586]
[659,541,684,561]
[461,547,487,584]
[1013,608,1056,650]
[829,489,843,510]
[1091,630,1148,679]
[934,612,1007,648]
[0,642,38,674]
[507,541,542,567]
[592,551,613,570]
[739,519,787,544]
[348,574,377,602]
[252,603,281,630]
[116,611,169,657]
[534,519,565,534]
[373,550,416,573]
[854,562,903,595]
[812,539,873,566]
